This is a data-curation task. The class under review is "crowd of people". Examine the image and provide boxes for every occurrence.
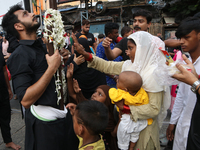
[1,3,200,150]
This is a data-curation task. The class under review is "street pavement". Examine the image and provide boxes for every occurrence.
[0,96,170,150]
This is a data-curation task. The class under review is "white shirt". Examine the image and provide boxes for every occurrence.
[170,56,200,150]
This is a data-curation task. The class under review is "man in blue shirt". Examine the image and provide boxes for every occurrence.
[96,22,122,87]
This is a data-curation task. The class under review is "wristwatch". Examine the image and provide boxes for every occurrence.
[191,80,200,93]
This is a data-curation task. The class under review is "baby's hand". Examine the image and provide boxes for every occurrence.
[115,100,124,111]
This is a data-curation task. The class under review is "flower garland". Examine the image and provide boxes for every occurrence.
[44,9,67,105]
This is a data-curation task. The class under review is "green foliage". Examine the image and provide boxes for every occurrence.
[165,0,200,17]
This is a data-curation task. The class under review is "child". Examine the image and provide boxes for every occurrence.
[67,100,109,150]
[109,71,153,150]
[67,63,119,150]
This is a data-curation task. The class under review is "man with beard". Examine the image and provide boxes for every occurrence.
[103,9,165,61]
[75,19,97,52]
[2,4,71,150]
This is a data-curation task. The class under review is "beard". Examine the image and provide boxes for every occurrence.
[21,17,40,35]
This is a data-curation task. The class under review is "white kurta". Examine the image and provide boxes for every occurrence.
[170,56,200,150]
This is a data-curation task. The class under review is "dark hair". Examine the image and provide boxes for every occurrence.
[104,22,119,36]
[76,100,109,135]
[98,34,105,39]
[133,9,152,24]
[128,39,136,45]
[175,17,200,39]
[82,19,90,26]
[2,4,23,39]
[121,26,132,37]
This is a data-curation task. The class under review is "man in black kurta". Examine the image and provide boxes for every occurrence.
[2,4,77,150]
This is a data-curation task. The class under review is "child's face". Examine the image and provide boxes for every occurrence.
[91,88,106,104]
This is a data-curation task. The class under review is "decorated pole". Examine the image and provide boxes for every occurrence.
[44,9,67,110]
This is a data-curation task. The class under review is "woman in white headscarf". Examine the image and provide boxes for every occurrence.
[72,31,169,150]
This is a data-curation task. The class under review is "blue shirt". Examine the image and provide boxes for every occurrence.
[96,41,122,86]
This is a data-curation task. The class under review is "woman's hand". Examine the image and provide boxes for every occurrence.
[66,63,74,79]
[73,79,81,93]
[115,100,124,111]
[73,54,85,65]
[66,103,77,115]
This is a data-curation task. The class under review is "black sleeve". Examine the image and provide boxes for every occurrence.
[7,50,33,102]
[0,51,6,66]
[91,34,95,44]
[196,92,200,104]
[114,37,127,52]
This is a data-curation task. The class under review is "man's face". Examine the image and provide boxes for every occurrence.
[133,16,151,32]
[14,10,40,34]
[180,30,200,53]
[108,29,119,41]
[82,24,90,34]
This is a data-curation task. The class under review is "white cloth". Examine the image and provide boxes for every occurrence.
[122,31,166,92]
[30,105,68,121]
[170,56,200,150]
[117,114,147,150]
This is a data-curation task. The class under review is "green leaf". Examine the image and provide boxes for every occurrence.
[188,5,197,11]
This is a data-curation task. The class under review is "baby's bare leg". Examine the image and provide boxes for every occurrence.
[128,141,136,150]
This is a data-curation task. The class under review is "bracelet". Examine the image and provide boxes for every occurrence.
[198,75,200,79]
[85,52,93,61]
[122,104,130,114]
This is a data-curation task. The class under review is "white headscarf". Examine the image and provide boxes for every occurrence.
[122,31,166,92]
[122,31,170,129]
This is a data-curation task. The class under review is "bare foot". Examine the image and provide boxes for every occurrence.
[6,142,21,150]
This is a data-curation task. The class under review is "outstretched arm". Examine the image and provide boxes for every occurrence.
[102,37,122,60]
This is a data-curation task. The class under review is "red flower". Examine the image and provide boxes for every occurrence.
[63,33,67,37]
[46,14,52,19]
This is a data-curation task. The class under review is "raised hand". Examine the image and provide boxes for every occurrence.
[102,37,112,48]
[73,54,85,65]
[73,79,81,93]
[66,63,74,79]
[71,33,85,55]
[60,48,70,64]
[66,103,77,115]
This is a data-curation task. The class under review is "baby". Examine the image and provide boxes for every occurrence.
[66,100,109,150]
[109,71,152,150]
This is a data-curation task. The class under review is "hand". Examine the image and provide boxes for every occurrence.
[102,37,112,48]
[4,54,11,62]
[66,63,74,79]
[66,103,77,115]
[45,50,61,74]
[60,48,70,64]
[8,89,13,100]
[182,54,198,77]
[73,79,81,93]
[71,33,85,55]
[115,100,124,111]
[166,124,175,141]
[172,56,198,85]
[73,54,85,65]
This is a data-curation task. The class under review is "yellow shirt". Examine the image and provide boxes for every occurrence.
[78,135,105,150]
[109,88,153,125]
